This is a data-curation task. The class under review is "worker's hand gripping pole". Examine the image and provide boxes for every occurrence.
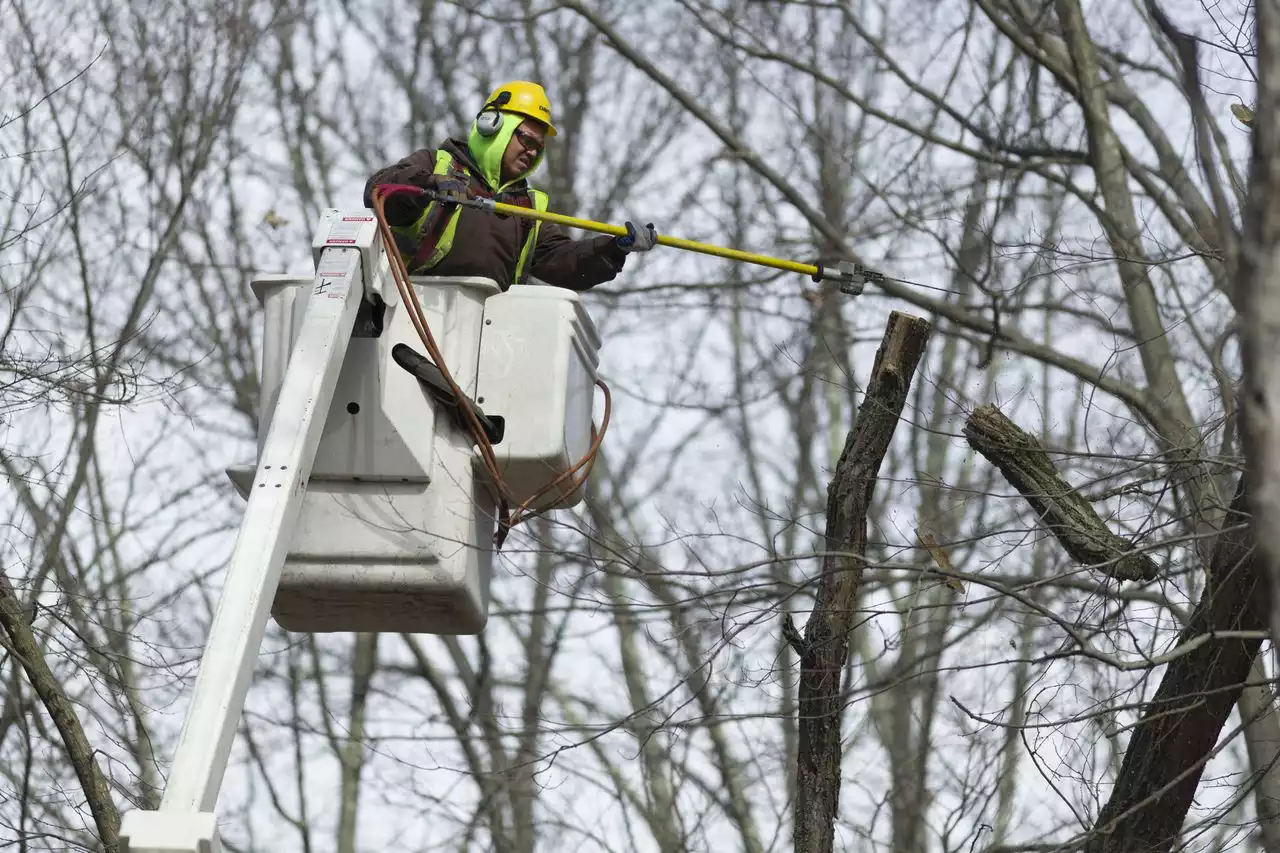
[118,213,377,853]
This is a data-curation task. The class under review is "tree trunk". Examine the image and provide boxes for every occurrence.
[789,310,932,853]
[336,632,378,853]
[1084,479,1266,852]
[1236,0,1280,715]
[1239,661,1280,853]
[1226,5,1280,851]
[1053,0,1213,539]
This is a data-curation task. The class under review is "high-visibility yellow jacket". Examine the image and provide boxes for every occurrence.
[364,137,627,291]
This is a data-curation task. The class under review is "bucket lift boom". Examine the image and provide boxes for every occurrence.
[118,206,603,853]
[118,214,385,852]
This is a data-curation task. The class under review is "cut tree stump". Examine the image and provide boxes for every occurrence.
[788,310,932,853]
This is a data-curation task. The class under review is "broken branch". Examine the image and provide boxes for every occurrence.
[962,403,1159,581]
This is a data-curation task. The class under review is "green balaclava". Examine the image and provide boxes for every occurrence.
[467,111,546,193]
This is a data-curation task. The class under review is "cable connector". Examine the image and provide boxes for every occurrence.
[813,260,885,296]
[422,188,495,212]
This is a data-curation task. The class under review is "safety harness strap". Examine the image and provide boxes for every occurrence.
[405,150,471,273]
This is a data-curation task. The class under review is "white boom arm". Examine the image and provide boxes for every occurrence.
[119,218,378,852]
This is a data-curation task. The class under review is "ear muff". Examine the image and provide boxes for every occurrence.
[475,110,503,137]
[475,90,513,137]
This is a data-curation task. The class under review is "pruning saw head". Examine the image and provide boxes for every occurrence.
[815,261,885,297]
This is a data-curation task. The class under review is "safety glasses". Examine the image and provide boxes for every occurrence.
[513,128,544,154]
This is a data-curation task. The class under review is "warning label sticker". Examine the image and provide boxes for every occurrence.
[316,252,351,276]
[325,218,364,244]
[314,251,355,297]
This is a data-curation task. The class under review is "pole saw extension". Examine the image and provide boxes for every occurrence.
[411,187,885,296]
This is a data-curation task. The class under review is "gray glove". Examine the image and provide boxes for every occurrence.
[419,173,470,202]
[616,220,658,253]
[373,173,469,225]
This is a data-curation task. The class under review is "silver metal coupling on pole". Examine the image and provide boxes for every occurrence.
[821,260,884,297]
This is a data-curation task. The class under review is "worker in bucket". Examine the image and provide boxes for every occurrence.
[364,80,657,291]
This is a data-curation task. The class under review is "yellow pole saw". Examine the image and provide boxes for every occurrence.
[435,191,884,296]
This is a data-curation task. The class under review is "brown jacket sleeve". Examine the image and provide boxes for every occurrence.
[528,219,629,291]
[363,148,438,225]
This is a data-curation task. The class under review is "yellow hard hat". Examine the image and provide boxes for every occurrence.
[479,80,557,137]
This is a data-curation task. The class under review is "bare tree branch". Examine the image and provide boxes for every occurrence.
[0,570,120,851]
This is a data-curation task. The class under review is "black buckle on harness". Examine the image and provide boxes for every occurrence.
[391,343,505,444]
